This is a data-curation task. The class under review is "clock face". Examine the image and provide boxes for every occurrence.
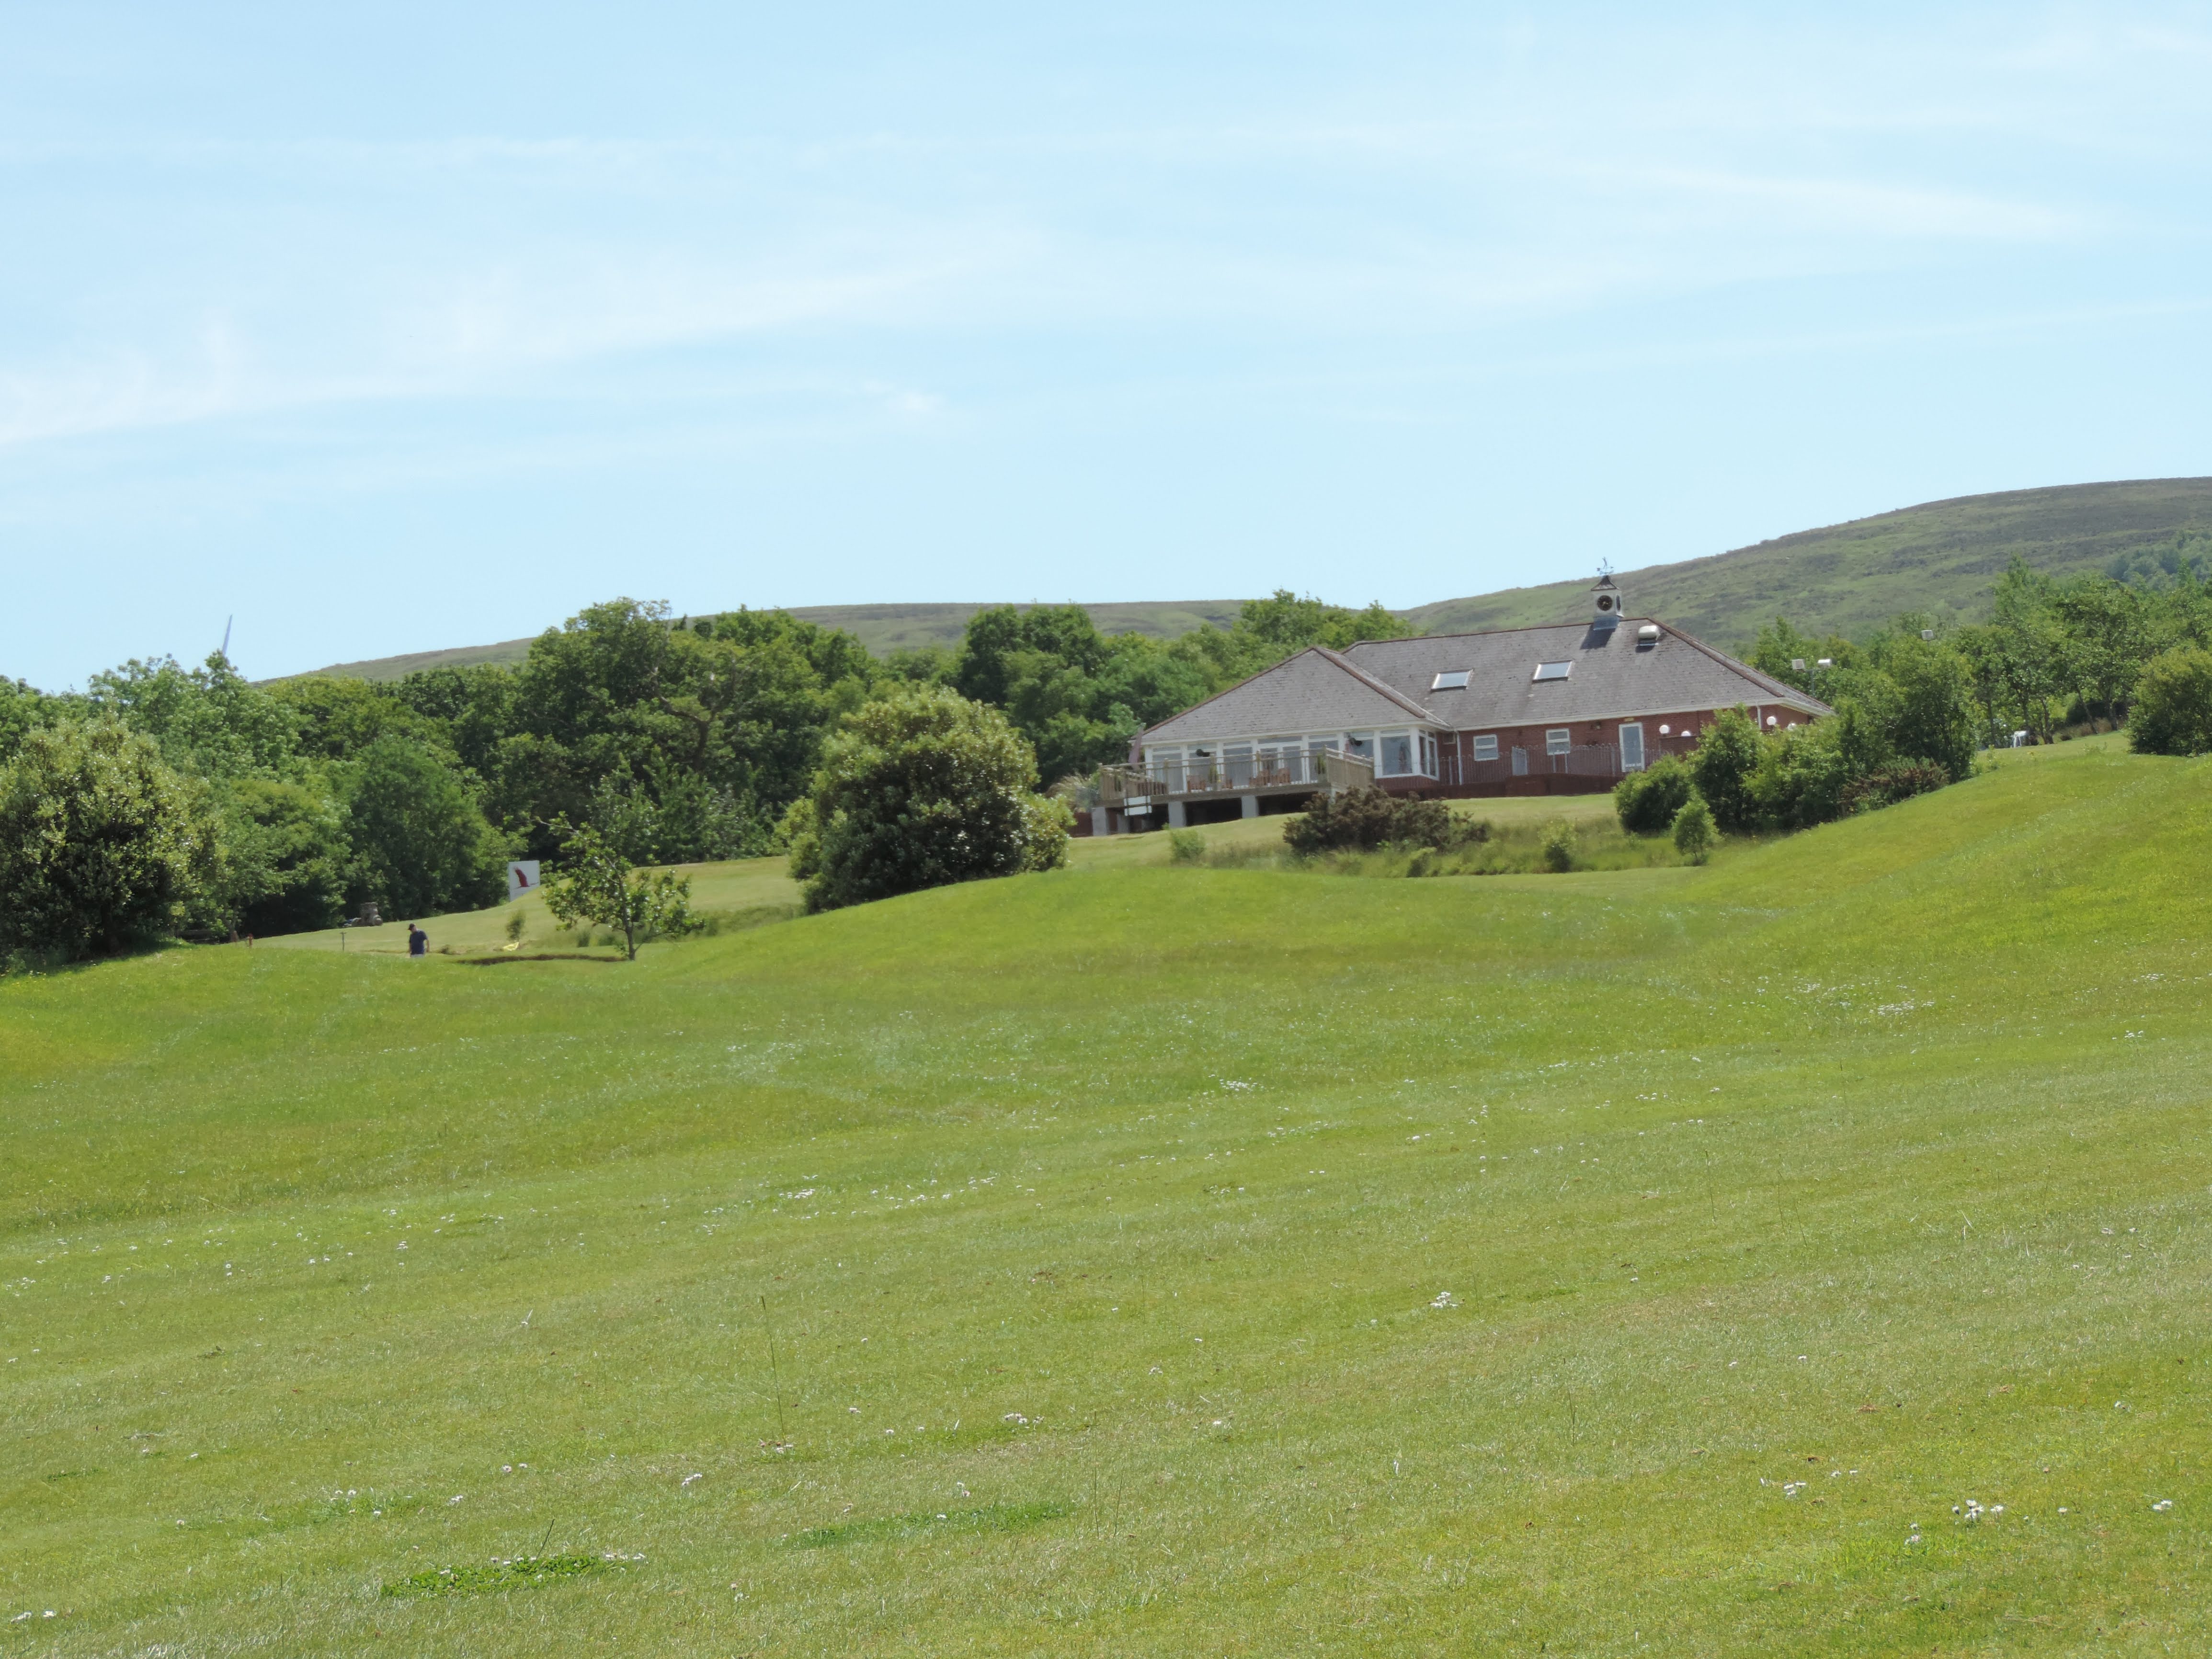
[1596,593,1616,613]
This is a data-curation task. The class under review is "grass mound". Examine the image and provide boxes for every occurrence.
[785,1500,1068,1550]
[383,1553,621,1597]
[4,738,2210,1655]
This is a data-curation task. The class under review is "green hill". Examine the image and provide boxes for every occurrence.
[1404,476,2212,647]
[8,738,2212,1653]
[301,600,1245,682]
[294,477,2212,682]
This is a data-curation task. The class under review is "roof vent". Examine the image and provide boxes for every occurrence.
[1533,660,1572,682]
[1636,623,1660,644]
[1431,669,1471,690]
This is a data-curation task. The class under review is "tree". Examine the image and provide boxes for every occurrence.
[1877,637,1977,780]
[492,598,872,860]
[86,653,296,781]
[541,820,700,959]
[1671,795,1716,863]
[1688,708,1764,833]
[271,675,448,764]
[2128,647,2212,756]
[0,676,60,766]
[0,721,221,959]
[952,606,1210,783]
[219,776,352,936]
[339,736,509,920]
[791,685,1070,912]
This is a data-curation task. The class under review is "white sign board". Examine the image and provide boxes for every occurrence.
[507,860,542,901]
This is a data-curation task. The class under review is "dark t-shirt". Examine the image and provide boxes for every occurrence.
[408,929,427,956]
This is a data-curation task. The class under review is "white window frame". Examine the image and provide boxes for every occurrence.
[1533,661,1572,682]
[1378,730,1416,777]
[1431,669,1471,691]
[1545,727,1572,757]
[1619,722,1645,772]
[1471,733,1499,763]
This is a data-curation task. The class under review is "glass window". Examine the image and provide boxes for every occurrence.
[1546,728,1571,756]
[1420,735,1437,775]
[1619,723,1645,771]
[1472,734,1499,762]
[1226,743,1254,788]
[1533,661,1573,682]
[1345,734,1373,761]
[1380,733,1414,776]
[1431,669,1471,690]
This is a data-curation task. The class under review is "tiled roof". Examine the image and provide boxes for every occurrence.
[1136,645,1432,745]
[1343,621,1828,730]
[1136,620,1827,746]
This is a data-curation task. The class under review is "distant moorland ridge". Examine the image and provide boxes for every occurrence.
[298,477,2212,681]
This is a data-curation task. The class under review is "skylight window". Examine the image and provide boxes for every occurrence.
[1532,660,1573,682]
[1430,669,1471,690]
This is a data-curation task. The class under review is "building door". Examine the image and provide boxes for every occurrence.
[1619,723,1645,772]
[1510,746,1528,777]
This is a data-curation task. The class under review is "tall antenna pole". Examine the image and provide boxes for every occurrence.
[220,616,233,660]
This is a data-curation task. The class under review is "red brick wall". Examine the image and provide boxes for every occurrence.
[1368,704,1806,799]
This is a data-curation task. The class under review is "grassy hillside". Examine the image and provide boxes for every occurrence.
[1405,477,2212,648]
[301,601,1243,683]
[292,478,2212,682]
[5,741,2211,1654]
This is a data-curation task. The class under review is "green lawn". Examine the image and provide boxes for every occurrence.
[4,741,2210,1654]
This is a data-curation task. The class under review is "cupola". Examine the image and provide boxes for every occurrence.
[1590,569,1623,630]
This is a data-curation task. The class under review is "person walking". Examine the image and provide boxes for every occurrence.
[407,923,428,958]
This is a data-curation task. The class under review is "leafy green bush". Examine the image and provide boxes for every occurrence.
[793,684,1069,913]
[1613,755,1694,836]
[1539,818,1578,872]
[1751,719,1853,830]
[1283,787,1472,855]
[1167,829,1207,863]
[1688,708,1764,833]
[0,720,221,960]
[2128,647,2212,756]
[1671,794,1715,863]
[1840,761,1950,814]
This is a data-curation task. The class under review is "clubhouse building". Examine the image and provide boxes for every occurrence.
[1090,576,1829,833]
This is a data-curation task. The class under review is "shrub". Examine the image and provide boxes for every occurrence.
[1167,829,1207,863]
[1688,707,1764,833]
[1671,794,1716,863]
[1283,787,1468,855]
[1613,755,1693,836]
[2128,647,2212,756]
[0,720,221,960]
[1751,719,1852,830]
[1840,761,1950,814]
[796,684,1069,913]
[1539,818,1577,872]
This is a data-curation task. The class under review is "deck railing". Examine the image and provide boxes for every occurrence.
[1098,750,1373,807]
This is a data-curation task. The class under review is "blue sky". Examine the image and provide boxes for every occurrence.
[4,3,2211,688]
